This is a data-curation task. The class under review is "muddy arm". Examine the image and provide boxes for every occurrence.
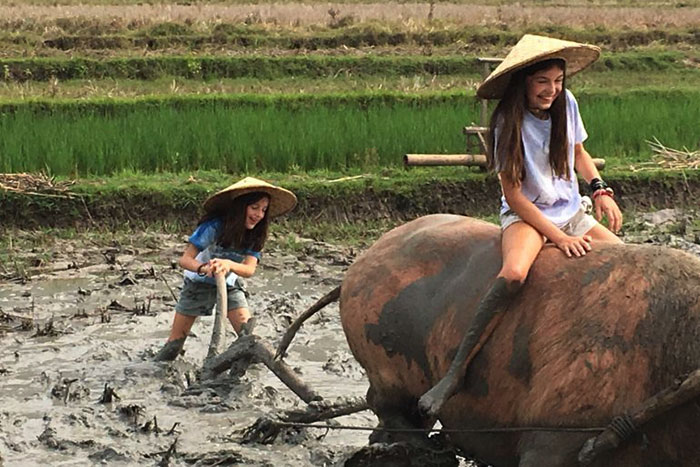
[274,285,341,360]
[579,368,700,465]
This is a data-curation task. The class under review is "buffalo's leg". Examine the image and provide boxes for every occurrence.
[368,386,433,446]
[518,431,589,467]
[352,386,458,467]
[419,277,519,417]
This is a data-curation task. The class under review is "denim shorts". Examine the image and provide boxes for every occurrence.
[175,277,248,317]
[500,206,598,239]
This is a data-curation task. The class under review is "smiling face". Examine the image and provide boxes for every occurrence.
[244,195,269,230]
[525,63,564,114]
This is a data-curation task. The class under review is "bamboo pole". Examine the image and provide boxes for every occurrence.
[404,154,487,167]
[404,154,606,170]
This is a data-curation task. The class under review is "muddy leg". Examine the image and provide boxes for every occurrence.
[418,277,519,417]
[154,337,186,362]
[238,317,256,336]
[155,312,196,361]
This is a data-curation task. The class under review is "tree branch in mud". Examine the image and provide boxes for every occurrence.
[98,383,120,403]
[274,285,341,360]
[241,396,369,444]
[158,438,178,467]
[202,334,321,403]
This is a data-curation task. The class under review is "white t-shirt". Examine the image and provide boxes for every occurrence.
[495,89,587,227]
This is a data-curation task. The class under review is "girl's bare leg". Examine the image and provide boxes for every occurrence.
[228,307,252,334]
[584,223,623,244]
[167,312,197,341]
[499,221,547,283]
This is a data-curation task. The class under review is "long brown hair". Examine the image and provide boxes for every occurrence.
[487,58,569,187]
[198,191,270,251]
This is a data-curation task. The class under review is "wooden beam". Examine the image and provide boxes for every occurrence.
[404,154,488,167]
[404,154,606,170]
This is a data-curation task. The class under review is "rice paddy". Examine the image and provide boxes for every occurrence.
[0,0,698,177]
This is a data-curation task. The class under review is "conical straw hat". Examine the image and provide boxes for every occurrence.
[203,177,297,218]
[477,34,600,100]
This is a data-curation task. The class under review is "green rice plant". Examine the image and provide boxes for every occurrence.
[0,94,477,175]
[0,90,698,176]
[579,90,700,164]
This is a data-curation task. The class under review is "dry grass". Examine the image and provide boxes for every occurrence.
[1,3,699,33]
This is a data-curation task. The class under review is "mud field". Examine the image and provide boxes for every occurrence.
[1,210,699,466]
[0,231,378,466]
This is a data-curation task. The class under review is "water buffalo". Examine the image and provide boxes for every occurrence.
[339,214,700,466]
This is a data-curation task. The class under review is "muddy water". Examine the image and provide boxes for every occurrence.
[0,236,374,466]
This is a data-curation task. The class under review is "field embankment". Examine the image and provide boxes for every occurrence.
[2,169,699,232]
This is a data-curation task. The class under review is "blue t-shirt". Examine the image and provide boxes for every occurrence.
[183,218,262,286]
[495,89,587,226]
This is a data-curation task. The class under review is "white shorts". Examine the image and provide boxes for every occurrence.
[500,206,598,239]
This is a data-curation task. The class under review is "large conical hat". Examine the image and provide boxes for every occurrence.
[203,176,297,218]
[477,34,600,100]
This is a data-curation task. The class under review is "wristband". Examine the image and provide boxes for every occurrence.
[592,187,614,199]
[197,263,207,276]
[589,178,608,193]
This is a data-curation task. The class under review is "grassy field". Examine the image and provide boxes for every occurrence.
[0,0,697,182]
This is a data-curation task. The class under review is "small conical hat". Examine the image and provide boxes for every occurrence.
[477,34,600,100]
[203,176,297,218]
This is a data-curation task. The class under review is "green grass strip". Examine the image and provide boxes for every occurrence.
[0,50,690,82]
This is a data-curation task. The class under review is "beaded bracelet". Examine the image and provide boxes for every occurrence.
[592,187,615,199]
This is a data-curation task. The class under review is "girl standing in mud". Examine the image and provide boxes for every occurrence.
[420,34,624,415]
[154,177,297,361]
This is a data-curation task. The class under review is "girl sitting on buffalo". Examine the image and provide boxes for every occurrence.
[420,34,623,416]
